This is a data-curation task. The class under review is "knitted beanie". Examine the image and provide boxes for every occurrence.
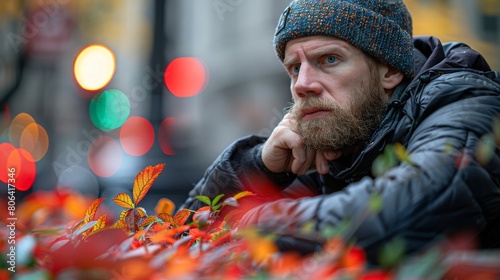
[274,0,414,78]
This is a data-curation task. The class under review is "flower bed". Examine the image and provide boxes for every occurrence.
[1,163,499,279]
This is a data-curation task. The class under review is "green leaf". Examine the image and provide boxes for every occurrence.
[320,219,351,239]
[368,194,383,214]
[378,237,406,268]
[394,247,445,279]
[211,194,225,207]
[195,195,212,206]
[372,144,397,177]
[493,117,500,144]
[476,133,496,166]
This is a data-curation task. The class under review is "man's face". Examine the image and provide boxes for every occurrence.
[284,36,389,153]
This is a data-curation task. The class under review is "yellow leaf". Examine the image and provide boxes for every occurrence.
[84,198,105,223]
[110,219,127,229]
[86,214,107,236]
[234,191,256,200]
[394,143,413,164]
[113,192,135,209]
[155,197,176,216]
[93,214,107,232]
[133,163,166,205]
[136,207,147,218]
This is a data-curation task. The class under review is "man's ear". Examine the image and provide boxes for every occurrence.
[378,64,404,92]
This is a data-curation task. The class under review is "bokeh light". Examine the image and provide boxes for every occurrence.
[90,89,130,131]
[0,104,10,135]
[74,44,116,92]
[88,136,122,177]
[7,148,36,191]
[20,123,49,162]
[158,117,175,155]
[9,113,36,146]
[164,57,207,98]
[0,142,16,183]
[119,116,155,156]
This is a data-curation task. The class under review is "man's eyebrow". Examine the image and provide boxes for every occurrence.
[283,44,349,66]
[283,56,299,67]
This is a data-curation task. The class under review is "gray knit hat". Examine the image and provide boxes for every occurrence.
[274,0,414,78]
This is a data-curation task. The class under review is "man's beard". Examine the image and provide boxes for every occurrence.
[290,74,387,155]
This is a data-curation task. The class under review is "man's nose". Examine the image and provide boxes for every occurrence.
[293,64,322,98]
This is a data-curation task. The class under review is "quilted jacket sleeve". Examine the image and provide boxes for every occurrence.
[239,73,500,260]
[179,135,305,212]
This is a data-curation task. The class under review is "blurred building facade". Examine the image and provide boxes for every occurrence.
[0,0,499,215]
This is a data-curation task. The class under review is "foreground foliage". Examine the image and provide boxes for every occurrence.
[1,163,500,279]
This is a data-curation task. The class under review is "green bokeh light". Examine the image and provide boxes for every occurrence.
[90,89,130,131]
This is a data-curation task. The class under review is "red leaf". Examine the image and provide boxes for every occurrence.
[133,163,166,205]
[125,208,143,233]
[193,206,211,223]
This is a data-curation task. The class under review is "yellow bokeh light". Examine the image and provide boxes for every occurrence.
[74,44,116,91]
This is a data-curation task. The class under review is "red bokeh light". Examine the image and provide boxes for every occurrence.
[6,148,37,191]
[164,57,207,98]
[0,142,16,183]
[119,116,155,156]
[158,118,175,156]
[88,136,123,177]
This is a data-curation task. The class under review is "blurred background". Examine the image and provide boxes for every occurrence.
[1,0,499,215]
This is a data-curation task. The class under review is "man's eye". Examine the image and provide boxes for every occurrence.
[291,65,300,74]
[325,56,337,64]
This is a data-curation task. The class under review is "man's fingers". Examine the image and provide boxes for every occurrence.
[324,151,342,161]
[315,152,329,174]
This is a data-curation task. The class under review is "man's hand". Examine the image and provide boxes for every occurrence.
[261,113,341,175]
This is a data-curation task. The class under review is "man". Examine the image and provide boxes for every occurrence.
[181,0,500,263]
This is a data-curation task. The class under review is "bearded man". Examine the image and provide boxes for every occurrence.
[180,0,500,263]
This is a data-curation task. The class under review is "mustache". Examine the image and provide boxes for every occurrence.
[290,98,344,119]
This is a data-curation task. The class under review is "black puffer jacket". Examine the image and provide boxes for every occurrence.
[181,36,500,261]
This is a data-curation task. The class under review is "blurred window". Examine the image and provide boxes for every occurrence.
[479,0,500,41]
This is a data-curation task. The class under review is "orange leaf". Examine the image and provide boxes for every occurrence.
[133,163,166,205]
[113,192,135,209]
[173,209,191,227]
[158,213,174,224]
[155,197,176,216]
[84,198,105,223]
[150,230,177,244]
[139,215,158,228]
